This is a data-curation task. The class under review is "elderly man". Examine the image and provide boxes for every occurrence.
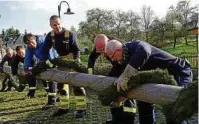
[88,34,136,124]
[105,40,193,124]
[0,48,16,91]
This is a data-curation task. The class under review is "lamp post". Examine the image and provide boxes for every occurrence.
[58,1,75,18]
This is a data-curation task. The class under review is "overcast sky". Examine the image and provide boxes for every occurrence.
[0,0,198,34]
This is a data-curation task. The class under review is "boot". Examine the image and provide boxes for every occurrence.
[75,110,86,118]
[0,83,7,92]
[26,90,35,98]
[108,107,124,124]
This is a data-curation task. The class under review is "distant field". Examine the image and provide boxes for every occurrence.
[162,41,198,55]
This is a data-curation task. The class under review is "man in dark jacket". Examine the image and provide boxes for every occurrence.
[42,15,86,118]
[88,34,136,124]
[11,45,48,92]
[105,40,193,124]
[0,48,16,91]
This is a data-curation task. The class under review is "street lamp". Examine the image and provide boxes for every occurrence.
[58,1,75,18]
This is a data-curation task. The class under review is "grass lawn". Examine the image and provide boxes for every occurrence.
[161,40,198,55]
[0,86,112,124]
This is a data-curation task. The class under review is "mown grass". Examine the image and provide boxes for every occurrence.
[80,40,198,63]
[162,40,198,55]
[0,85,112,124]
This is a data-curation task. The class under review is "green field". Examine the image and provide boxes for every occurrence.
[162,41,198,55]
[0,87,112,124]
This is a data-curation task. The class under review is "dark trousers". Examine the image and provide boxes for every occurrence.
[138,61,193,124]
[137,101,156,124]
[48,81,57,104]
[26,74,36,96]
[109,65,136,123]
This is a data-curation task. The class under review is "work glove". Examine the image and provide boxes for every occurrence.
[114,64,137,92]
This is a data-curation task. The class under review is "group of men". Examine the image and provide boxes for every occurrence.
[87,34,192,124]
[0,15,86,118]
[0,14,193,124]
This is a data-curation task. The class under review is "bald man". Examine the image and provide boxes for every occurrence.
[88,34,136,124]
[0,48,16,91]
[105,39,193,124]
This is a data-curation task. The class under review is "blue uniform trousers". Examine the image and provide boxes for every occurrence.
[138,59,193,124]
[47,81,57,104]
[26,74,36,97]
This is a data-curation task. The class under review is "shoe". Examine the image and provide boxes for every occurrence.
[0,87,6,92]
[27,95,35,99]
[75,110,86,118]
[52,108,69,117]
[0,85,7,92]
[106,120,113,124]
[25,94,35,99]
[59,89,68,96]
[43,93,48,97]
[42,103,55,110]
[56,97,60,102]
[16,85,26,92]
[5,87,12,91]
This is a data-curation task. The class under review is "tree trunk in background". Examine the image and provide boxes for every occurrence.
[173,36,177,48]
[196,34,198,51]
[184,37,188,45]
[146,31,149,42]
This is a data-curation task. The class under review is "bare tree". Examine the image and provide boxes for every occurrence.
[176,0,198,45]
[150,18,167,46]
[112,10,128,39]
[141,5,155,42]
[126,10,141,41]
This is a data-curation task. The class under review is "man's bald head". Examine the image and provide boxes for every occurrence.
[94,34,109,53]
[105,40,123,61]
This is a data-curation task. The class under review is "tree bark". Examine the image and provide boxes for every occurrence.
[173,36,177,48]
[184,36,188,45]
[196,34,198,51]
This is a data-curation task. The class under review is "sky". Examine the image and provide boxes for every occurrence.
[0,0,198,34]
